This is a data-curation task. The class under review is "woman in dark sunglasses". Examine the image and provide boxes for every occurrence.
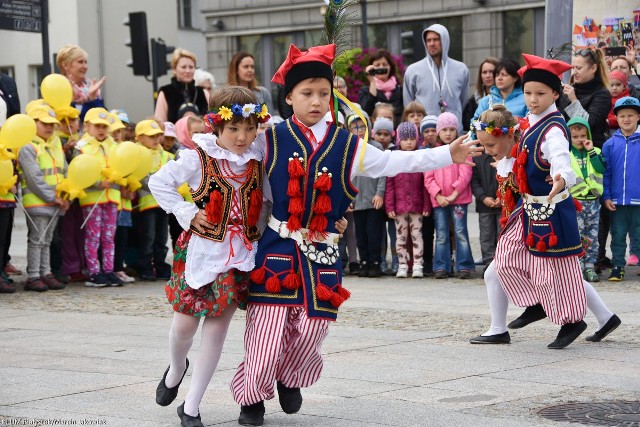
[557,48,611,148]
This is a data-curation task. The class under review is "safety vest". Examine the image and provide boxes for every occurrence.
[19,137,65,208]
[75,135,121,207]
[0,191,16,203]
[137,146,172,211]
[569,147,603,199]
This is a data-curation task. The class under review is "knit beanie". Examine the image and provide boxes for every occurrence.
[420,115,438,133]
[372,117,394,135]
[436,112,459,134]
[610,70,628,87]
[396,121,418,141]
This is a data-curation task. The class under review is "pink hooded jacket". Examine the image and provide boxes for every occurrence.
[424,160,473,207]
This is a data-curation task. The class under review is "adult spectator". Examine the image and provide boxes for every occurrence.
[194,68,215,99]
[0,72,20,126]
[462,57,498,131]
[335,76,362,119]
[557,49,611,148]
[227,52,274,114]
[610,56,640,100]
[154,48,209,123]
[56,44,106,123]
[473,58,527,120]
[358,49,403,124]
[403,23,469,130]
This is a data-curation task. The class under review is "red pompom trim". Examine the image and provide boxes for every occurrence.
[265,275,281,293]
[573,198,583,212]
[309,215,328,235]
[287,215,302,232]
[206,190,223,224]
[526,233,536,247]
[536,239,547,252]
[500,216,508,227]
[249,267,266,284]
[316,284,332,301]
[336,284,351,300]
[282,270,302,290]
[313,173,332,192]
[510,144,519,159]
[313,193,332,214]
[288,157,305,178]
[517,149,528,167]
[287,178,302,197]
[247,188,262,227]
[288,197,304,215]
[549,233,558,248]
[329,292,345,308]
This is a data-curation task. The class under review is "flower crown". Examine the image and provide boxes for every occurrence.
[470,119,519,138]
[204,103,271,128]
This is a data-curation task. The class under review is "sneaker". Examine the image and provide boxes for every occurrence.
[0,279,16,293]
[68,272,89,282]
[368,262,382,278]
[85,274,110,288]
[434,270,448,279]
[41,274,66,290]
[390,256,399,275]
[458,270,472,279]
[357,262,368,277]
[348,262,359,276]
[115,271,135,283]
[104,272,124,287]
[396,265,408,278]
[412,265,423,278]
[608,266,625,282]
[24,277,48,292]
[626,254,639,266]
[1,270,13,284]
[595,257,613,271]
[4,263,23,276]
[584,268,600,283]
[53,272,70,284]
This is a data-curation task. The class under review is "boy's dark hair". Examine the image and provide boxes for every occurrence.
[208,85,260,133]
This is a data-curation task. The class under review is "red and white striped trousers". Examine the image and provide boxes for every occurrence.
[494,216,587,325]
[230,304,330,405]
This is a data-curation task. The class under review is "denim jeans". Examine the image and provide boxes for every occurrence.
[433,204,475,272]
[610,205,640,267]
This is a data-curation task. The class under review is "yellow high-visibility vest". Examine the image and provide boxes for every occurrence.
[19,137,65,208]
[75,135,121,207]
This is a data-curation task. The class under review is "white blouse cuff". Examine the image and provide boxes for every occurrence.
[175,202,199,231]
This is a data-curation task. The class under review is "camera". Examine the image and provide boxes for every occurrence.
[367,67,388,76]
[604,46,626,57]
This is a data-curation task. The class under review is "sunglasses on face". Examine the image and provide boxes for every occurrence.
[574,48,596,62]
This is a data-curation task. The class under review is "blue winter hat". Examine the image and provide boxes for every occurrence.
[396,121,418,141]
[613,96,640,115]
[420,115,438,133]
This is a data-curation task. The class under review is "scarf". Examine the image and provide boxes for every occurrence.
[71,78,101,105]
[175,116,196,150]
[375,75,397,100]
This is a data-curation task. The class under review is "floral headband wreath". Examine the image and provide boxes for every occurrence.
[470,119,519,140]
[204,103,271,129]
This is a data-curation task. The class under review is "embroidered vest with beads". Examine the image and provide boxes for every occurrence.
[505,111,582,258]
[189,146,262,242]
[247,119,359,321]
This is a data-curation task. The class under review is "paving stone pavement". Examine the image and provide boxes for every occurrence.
[1,207,638,426]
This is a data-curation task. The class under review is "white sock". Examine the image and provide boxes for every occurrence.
[584,280,614,330]
[165,312,200,388]
[183,305,236,417]
[482,261,509,336]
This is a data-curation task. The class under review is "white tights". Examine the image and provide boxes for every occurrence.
[164,306,237,417]
[482,261,614,336]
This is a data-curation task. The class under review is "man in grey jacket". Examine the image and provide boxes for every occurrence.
[403,24,469,132]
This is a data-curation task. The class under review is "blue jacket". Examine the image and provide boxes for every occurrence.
[602,130,640,205]
[473,86,528,121]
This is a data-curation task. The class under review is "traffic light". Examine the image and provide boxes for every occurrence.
[125,12,150,76]
[151,38,175,78]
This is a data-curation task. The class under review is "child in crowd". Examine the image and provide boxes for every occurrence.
[425,112,475,279]
[385,122,430,278]
[350,114,386,277]
[371,102,395,127]
[149,86,268,426]
[135,119,173,281]
[420,115,438,148]
[175,116,205,152]
[231,43,481,426]
[607,70,630,130]
[567,117,604,282]
[163,122,179,155]
[19,105,69,291]
[602,96,640,281]
[402,101,426,146]
[0,159,17,293]
[74,107,122,287]
[419,114,438,274]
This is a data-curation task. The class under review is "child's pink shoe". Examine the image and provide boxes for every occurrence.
[626,254,639,266]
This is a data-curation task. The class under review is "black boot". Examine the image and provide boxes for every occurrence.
[277,381,303,414]
[548,320,587,349]
[177,402,204,427]
[156,358,189,406]
[508,304,547,329]
[238,401,265,426]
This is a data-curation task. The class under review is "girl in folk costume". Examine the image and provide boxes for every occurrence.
[494,54,599,349]
[468,105,620,346]
[148,86,268,427]
[231,42,482,426]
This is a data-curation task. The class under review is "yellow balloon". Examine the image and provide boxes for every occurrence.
[41,74,73,110]
[109,141,140,178]
[128,145,153,181]
[67,154,102,190]
[0,160,14,184]
[0,114,37,149]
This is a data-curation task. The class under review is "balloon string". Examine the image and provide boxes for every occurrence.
[80,189,106,229]
[16,198,40,233]
[37,207,61,244]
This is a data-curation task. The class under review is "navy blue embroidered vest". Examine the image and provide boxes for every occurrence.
[507,111,583,257]
[247,119,359,320]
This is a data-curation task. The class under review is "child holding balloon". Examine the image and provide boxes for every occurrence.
[0,160,18,293]
[18,104,69,292]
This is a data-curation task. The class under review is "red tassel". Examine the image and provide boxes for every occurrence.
[500,216,508,227]
[265,275,281,293]
[288,197,304,215]
[316,284,332,301]
[206,190,223,224]
[536,239,547,252]
[517,149,528,166]
[249,267,266,284]
[309,214,328,233]
[329,292,345,308]
[247,188,262,227]
[573,198,583,212]
[282,270,301,290]
[287,178,302,197]
[510,144,518,159]
[549,233,558,248]
[313,193,332,214]
[336,285,351,300]
[287,215,302,231]
[313,173,332,192]
[288,157,304,178]
[526,233,536,247]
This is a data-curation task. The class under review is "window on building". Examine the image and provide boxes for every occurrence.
[367,24,387,50]
[178,0,193,29]
[30,65,44,100]
[0,66,15,78]
[503,8,545,63]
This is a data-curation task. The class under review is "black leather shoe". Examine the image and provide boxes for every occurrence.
[277,381,302,414]
[177,402,203,427]
[508,304,547,329]
[586,314,621,342]
[469,332,511,344]
[548,320,587,349]
[238,401,265,426]
[156,358,189,406]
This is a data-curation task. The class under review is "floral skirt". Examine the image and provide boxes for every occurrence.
[165,231,248,317]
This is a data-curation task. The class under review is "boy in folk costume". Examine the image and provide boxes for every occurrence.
[494,54,591,349]
[231,43,481,426]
